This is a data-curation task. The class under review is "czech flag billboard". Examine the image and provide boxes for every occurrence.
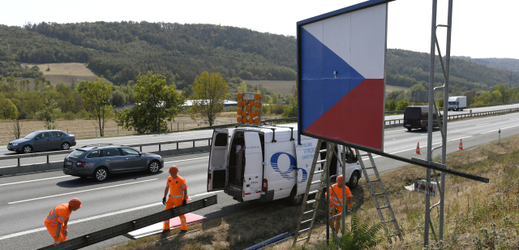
[297,0,392,152]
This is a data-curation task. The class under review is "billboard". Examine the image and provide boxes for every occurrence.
[297,0,392,152]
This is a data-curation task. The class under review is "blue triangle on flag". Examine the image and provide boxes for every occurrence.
[300,28,365,131]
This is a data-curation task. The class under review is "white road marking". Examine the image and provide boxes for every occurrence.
[0,191,221,241]
[0,176,72,187]
[8,178,158,205]
[480,124,519,134]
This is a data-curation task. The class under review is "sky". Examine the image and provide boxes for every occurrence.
[2,0,519,59]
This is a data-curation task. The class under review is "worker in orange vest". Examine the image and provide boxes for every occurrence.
[44,198,82,246]
[162,165,188,232]
[326,175,352,233]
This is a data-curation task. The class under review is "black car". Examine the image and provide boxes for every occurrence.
[63,145,164,181]
[7,130,76,153]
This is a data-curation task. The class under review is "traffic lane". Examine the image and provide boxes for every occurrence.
[374,113,519,175]
[0,155,210,237]
[0,191,240,250]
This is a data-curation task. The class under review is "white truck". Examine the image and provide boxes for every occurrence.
[448,96,467,111]
[207,125,362,205]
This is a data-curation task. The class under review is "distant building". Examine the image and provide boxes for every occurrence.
[184,100,238,111]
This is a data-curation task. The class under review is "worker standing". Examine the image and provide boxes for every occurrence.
[162,165,188,232]
[326,175,352,233]
[44,198,82,246]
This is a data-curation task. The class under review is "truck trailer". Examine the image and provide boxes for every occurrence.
[448,96,467,111]
[207,125,361,206]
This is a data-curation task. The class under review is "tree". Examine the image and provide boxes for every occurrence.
[38,98,59,129]
[80,77,113,137]
[189,72,229,126]
[283,84,297,117]
[116,71,184,134]
[396,100,409,110]
[0,93,18,120]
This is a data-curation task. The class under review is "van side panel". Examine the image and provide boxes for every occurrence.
[266,140,297,201]
[294,138,320,195]
[242,132,263,201]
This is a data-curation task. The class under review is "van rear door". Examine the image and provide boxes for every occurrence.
[207,129,228,192]
[242,132,263,201]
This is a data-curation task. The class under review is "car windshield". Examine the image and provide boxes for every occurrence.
[67,150,86,159]
[24,131,40,139]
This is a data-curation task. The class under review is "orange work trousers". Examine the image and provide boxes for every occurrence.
[163,198,187,231]
[44,220,66,245]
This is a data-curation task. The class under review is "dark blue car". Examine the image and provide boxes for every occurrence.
[7,130,76,153]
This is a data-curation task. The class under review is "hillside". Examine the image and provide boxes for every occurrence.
[1,22,517,93]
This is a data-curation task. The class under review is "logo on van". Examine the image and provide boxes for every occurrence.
[270,152,308,183]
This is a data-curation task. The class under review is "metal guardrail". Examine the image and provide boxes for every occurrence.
[383,108,519,128]
[0,137,213,167]
[38,195,217,250]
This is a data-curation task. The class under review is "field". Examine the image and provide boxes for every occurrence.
[386,84,409,94]
[26,62,99,86]
[245,80,296,96]
[0,113,243,145]
[108,135,519,250]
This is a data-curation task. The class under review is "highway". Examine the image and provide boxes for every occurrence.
[1,106,519,249]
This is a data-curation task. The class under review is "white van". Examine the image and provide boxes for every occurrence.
[207,125,362,205]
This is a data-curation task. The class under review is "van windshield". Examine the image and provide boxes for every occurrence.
[405,108,422,119]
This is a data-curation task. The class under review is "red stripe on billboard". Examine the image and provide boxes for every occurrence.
[303,79,384,150]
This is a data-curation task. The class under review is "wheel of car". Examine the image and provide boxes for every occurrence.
[61,142,70,150]
[407,128,412,131]
[94,167,109,182]
[348,171,360,189]
[287,186,304,206]
[22,145,33,153]
[148,161,160,174]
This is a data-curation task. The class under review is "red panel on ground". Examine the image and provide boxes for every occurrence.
[304,79,384,150]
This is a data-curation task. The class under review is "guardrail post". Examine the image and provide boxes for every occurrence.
[140,146,142,151]
[47,155,50,164]
[177,142,179,150]
[193,140,195,148]
[159,144,161,152]
[18,158,20,167]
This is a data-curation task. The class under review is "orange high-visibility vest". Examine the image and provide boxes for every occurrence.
[327,183,352,208]
[166,175,187,199]
[45,203,71,225]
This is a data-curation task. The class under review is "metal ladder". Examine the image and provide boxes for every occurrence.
[355,149,403,243]
[293,139,336,245]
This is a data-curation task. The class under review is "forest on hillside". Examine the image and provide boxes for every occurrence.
[1,21,518,94]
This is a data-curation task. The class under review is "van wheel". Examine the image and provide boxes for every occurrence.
[348,171,360,189]
[287,186,303,206]
[407,128,412,131]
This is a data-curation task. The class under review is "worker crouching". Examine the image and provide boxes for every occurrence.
[44,198,82,246]
[326,175,352,233]
[162,165,188,232]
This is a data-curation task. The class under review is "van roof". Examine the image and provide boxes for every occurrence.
[235,125,308,143]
